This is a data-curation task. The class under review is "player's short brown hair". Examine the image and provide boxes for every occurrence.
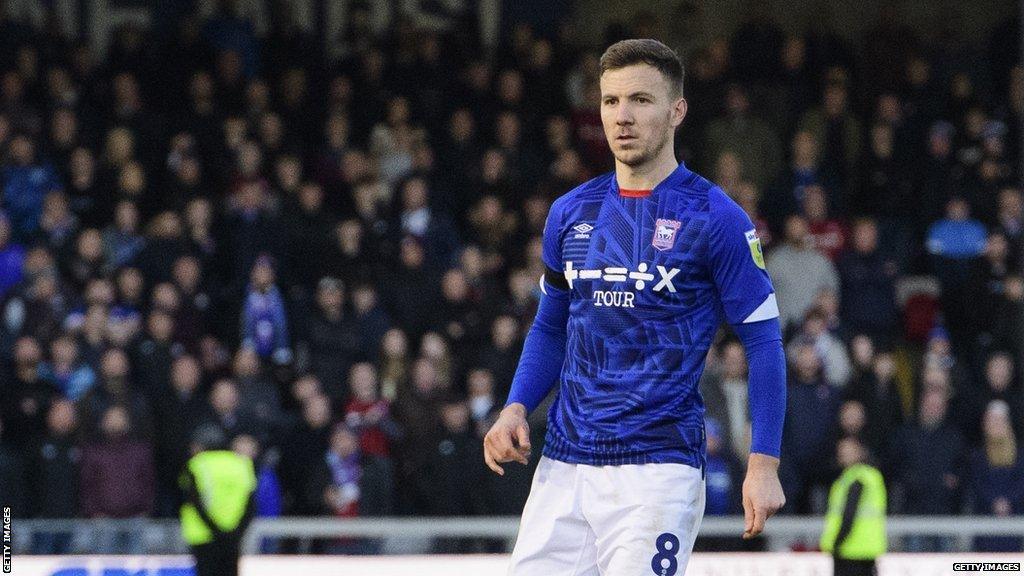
[600,39,684,97]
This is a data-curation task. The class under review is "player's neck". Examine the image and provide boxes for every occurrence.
[615,150,678,191]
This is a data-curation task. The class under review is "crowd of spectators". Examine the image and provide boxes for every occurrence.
[0,0,1021,554]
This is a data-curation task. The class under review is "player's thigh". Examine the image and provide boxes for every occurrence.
[585,463,705,576]
[507,456,600,576]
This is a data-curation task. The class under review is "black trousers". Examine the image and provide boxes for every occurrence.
[834,558,876,576]
[192,539,240,576]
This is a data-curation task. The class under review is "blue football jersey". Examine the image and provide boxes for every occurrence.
[539,162,778,468]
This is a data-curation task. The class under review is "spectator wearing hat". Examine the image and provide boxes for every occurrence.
[967,400,1024,552]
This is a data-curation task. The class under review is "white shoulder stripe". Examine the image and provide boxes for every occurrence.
[742,293,779,323]
[539,274,548,296]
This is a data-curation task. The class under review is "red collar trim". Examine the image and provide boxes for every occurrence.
[619,188,652,198]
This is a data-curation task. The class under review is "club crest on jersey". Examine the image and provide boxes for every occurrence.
[652,219,682,251]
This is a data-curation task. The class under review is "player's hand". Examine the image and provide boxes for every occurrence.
[483,403,531,476]
[741,453,785,539]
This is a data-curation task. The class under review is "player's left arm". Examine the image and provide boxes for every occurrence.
[707,189,787,538]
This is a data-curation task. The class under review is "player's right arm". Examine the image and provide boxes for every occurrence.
[484,196,571,475]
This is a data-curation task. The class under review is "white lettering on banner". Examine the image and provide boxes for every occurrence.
[564,261,678,294]
[602,267,628,282]
[563,261,579,289]
[653,266,680,293]
[593,291,635,308]
[628,263,655,289]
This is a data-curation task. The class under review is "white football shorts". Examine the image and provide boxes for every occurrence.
[507,455,706,576]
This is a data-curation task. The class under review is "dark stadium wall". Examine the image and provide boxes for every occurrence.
[573,0,1016,51]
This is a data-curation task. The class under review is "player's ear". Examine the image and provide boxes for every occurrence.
[671,97,687,128]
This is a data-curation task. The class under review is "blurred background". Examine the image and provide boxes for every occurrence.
[0,0,1021,569]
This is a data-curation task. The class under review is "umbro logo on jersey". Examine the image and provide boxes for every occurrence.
[572,222,594,239]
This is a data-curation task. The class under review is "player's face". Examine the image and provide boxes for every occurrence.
[600,64,686,168]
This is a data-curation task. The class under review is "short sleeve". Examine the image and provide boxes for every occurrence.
[708,189,778,325]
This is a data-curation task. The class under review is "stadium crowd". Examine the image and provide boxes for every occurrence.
[0,0,1021,554]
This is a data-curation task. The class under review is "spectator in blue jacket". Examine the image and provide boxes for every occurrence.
[927,197,988,260]
[231,433,283,554]
[927,197,989,357]
[0,211,25,298]
[241,254,291,365]
[39,333,96,401]
[703,417,743,516]
[2,134,62,241]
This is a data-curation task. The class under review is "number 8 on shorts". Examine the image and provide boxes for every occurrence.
[651,532,680,576]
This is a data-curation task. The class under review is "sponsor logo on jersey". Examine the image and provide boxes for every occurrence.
[572,222,594,239]
[745,229,765,269]
[593,290,635,308]
[652,219,681,251]
[563,261,679,307]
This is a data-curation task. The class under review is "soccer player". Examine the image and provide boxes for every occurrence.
[484,39,787,575]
